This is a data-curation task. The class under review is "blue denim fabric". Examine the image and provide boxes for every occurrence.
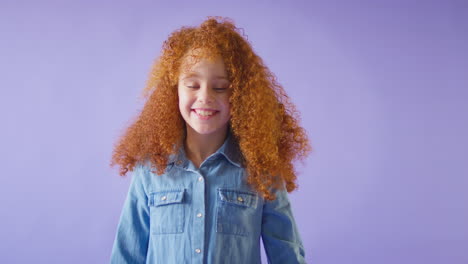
[110,132,306,263]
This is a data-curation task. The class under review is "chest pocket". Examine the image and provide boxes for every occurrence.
[216,188,259,236]
[148,189,185,234]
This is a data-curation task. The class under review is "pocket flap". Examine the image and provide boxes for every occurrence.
[218,188,258,208]
[149,189,185,207]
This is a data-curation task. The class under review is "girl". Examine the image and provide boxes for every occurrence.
[110,16,311,264]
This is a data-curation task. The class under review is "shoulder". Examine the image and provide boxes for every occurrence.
[129,161,158,194]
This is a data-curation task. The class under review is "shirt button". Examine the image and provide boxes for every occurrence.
[198,176,203,182]
[196,213,203,218]
[161,196,167,201]
[195,248,201,254]
[237,196,243,202]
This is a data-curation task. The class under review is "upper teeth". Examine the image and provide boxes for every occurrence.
[195,110,216,116]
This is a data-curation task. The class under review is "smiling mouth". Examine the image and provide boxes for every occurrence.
[192,109,219,117]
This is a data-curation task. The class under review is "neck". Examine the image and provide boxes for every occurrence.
[184,126,228,167]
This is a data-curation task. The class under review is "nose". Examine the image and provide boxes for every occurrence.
[197,84,214,103]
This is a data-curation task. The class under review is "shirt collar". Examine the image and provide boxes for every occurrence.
[168,130,242,169]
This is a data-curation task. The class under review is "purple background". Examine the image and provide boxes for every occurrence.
[1,0,467,263]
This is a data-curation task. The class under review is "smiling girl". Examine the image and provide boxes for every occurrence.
[110,16,311,264]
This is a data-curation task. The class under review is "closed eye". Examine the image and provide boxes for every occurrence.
[187,86,227,91]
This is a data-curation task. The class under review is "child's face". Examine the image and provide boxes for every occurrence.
[177,52,232,138]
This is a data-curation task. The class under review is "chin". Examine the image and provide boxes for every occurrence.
[191,127,221,135]
[186,123,227,136]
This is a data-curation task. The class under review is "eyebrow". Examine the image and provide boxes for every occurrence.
[181,73,229,80]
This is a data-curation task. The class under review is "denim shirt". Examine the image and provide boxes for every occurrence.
[110,132,306,264]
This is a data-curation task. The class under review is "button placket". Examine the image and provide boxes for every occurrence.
[192,171,205,262]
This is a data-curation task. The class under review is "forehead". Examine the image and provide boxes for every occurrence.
[179,49,227,78]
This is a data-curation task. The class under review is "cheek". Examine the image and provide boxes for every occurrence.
[177,93,187,115]
[221,97,231,111]
[177,90,187,106]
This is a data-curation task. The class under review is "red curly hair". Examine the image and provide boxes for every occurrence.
[110,16,312,200]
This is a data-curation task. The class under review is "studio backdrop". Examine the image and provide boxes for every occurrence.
[0,0,467,263]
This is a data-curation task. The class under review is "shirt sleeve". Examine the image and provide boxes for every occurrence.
[261,183,306,264]
[110,165,150,264]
